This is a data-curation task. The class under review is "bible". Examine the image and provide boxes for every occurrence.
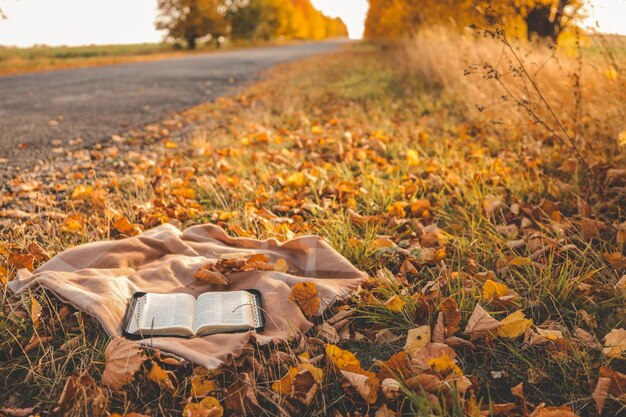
[123,290,264,338]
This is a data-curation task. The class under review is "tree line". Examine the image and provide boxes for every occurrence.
[157,0,348,49]
[365,0,586,42]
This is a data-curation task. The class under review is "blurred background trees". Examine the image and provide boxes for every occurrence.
[157,0,347,49]
[365,0,587,42]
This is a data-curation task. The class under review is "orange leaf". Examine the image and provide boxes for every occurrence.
[289,282,320,318]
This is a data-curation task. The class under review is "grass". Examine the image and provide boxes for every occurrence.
[1,38,625,416]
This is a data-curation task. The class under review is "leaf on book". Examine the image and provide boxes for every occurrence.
[182,396,223,417]
[289,281,321,318]
[102,337,146,392]
[464,304,501,337]
[194,265,231,286]
[148,360,177,391]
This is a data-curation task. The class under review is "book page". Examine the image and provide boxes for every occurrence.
[140,293,196,334]
[194,291,254,334]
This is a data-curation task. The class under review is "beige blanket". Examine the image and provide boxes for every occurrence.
[8,223,366,369]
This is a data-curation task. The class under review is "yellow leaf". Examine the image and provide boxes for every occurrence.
[311,125,323,134]
[384,295,405,312]
[428,353,462,375]
[386,202,407,218]
[30,295,42,325]
[286,172,307,187]
[325,344,363,374]
[0,265,7,285]
[273,258,289,273]
[497,310,532,338]
[71,184,94,200]
[406,149,420,167]
[164,140,178,149]
[148,361,176,391]
[61,214,84,234]
[272,367,299,395]
[183,396,223,417]
[191,367,217,397]
[404,325,431,355]
[483,279,509,300]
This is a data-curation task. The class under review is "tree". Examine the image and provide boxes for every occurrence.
[365,0,586,42]
[156,0,228,49]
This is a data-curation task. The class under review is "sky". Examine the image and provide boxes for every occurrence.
[0,0,623,47]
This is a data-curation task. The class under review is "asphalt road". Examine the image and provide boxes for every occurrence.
[0,40,345,164]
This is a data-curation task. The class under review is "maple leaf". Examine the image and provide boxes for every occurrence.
[289,281,320,318]
[102,337,146,391]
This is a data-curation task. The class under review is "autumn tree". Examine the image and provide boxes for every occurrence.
[156,0,228,49]
[365,0,587,42]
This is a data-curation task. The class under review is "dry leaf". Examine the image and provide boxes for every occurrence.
[223,373,259,413]
[405,373,443,393]
[381,378,401,400]
[193,265,230,286]
[464,304,501,337]
[592,377,611,416]
[599,366,626,396]
[384,294,406,312]
[529,403,579,417]
[404,325,431,355]
[56,374,107,417]
[274,258,289,273]
[483,279,509,300]
[30,295,42,326]
[341,370,379,404]
[148,360,177,391]
[113,216,142,236]
[102,337,146,391]
[27,242,50,261]
[191,366,217,397]
[497,310,532,338]
[8,251,35,272]
[603,328,626,358]
[289,281,321,318]
[440,298,461,336]
[325,344,365,374]
[183,396,223,417]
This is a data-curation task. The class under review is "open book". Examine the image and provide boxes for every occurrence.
[123,290,264,338]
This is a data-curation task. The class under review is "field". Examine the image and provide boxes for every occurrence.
[0,40,289,76]
[1,33,625,417]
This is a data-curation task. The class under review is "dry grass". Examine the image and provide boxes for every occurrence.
[402,28,626,161]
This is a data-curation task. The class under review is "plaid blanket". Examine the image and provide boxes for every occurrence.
[8,223,365,368]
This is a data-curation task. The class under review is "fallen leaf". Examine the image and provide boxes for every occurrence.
[341,370,379,404]
[483,279,509,300]
[405,373,443,393]
[61,214,84,234]
[603,328,626,358]
[325,344,364,374]
[193,265,230,286]
[381,378,401,400]
[223,373,259,412]
[384,294,405,312]
[182,396,223,417]
[592,377,611,416]
[30,295,42,325]
[440,298,461,336]
[497,310,532,338]
[114,216,142,236]
[148,360,176,391]
[8,251,35,272]
[191,366,217,397]
[289,281,320,318]
[464,304,501,337]
[102,337,146,391]
[404,325,431,355]
[273,258,289,273]
[529,403,579,417]
[27,242,50,262]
